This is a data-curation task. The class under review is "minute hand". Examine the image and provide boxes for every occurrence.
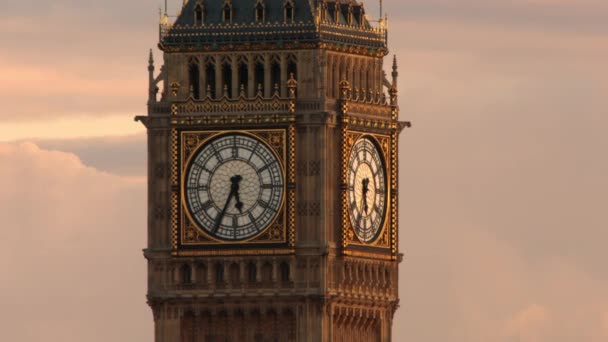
[212,189,235,234]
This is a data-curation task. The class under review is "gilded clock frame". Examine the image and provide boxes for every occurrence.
[341,128,397,259]
[170,126,296,256]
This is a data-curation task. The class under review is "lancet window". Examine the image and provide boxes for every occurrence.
[184,54,298,100]
[194,2,204,26]
[188,57,200,100]
[255,1,265,23]
[285,1,294,23]
[223,1,233,23]
[205,59,216,98]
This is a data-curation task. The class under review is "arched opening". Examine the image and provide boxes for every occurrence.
[247,262,257,283]
[285,2,294,23]
[255,2,265,23]
[222,61,233,98]
[223,4,232,23]
[205,63,216,98]
[196,263,207,286]
[215,263,225,284]
[238,62,248,96]
[287,59,297,81]
[194,5,203,26]
[188,60,200,100]
[279,262,290,282]
[229,263,240,285]
[261,262,273,284]
[180,264,192,284]
[255,61,265,96]
[271,60,281,95]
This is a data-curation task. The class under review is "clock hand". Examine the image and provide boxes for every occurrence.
[212,189,235,234]
[230,175,244,213]
[361,178,370,214]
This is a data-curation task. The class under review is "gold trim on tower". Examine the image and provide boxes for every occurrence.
[340,128,396,259]
[170,127,296,256]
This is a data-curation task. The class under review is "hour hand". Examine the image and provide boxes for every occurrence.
[234,193,244,213]
[361,178,370,214]
[230,175,244,213]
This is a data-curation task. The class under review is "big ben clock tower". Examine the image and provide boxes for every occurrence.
[136,1,409,341]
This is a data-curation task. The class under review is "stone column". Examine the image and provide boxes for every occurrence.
[280,53,288,97]
[264,53,271,98]
[215,54,223,98]
[247,54,255,98]
[231,56,239,99]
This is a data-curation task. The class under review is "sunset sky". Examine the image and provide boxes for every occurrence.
[1,0,607,341]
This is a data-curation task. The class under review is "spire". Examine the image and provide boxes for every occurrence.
[148,49,157,104]
[148,49,154,69]
[389,54,399,107]
[391,54,398,89]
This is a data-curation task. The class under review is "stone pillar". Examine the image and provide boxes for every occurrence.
[199,58,206,99]
[280,53,288,97]
[247,54,255,98]
[215,54,223,98]
[264,54,272,98]
[231,56,239,99]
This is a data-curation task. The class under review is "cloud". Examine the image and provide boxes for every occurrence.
[33,133,147,177]
[0,142,151,342]
[0,1,158,122]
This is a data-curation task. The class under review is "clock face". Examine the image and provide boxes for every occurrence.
[184,133,284,241]
[347,136,387,243]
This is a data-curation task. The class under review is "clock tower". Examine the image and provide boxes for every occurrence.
[136,1,409,341]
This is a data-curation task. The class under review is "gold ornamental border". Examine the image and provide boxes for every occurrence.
[170,127,296,254]
[341,129,395,257]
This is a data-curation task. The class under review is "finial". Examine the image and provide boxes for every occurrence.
[148,49,154,66]
[391,54,398,90]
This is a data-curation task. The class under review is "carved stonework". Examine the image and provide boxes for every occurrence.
[141,1,405,340]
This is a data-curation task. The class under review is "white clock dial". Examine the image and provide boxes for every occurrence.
[347,136,387,243]
[184,133,284,241]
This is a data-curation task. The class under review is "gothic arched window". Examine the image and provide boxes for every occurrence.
[247,262,257,282]
[194,4,204,26]
[285,1,294,23]
[205,62,216,98]
[255,2,265,23]
[180,264,192,284]
[280,262,290,282]
[215,263,225,283]
[223,3,232,23]
[188,58,200,100]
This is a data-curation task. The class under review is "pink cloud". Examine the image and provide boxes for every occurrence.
[0,143,150,341]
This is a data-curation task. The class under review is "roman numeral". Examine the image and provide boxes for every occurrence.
[210,143,223,162]
[257,160,277,173]
[248,212,260,230]
[195,200,213,215]
[248,142,260,161]
[261,184,281,189]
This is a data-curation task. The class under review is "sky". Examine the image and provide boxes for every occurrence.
[1,0,607,341]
